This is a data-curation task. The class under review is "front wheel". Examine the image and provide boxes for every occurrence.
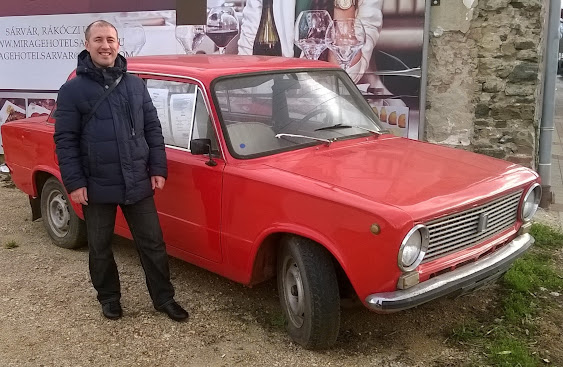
[40,177,86,249]
[277,236,340,349]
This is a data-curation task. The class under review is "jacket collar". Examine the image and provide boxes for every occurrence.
[76,50,127,85]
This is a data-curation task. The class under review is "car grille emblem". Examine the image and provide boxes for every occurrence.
[477,213,489,233]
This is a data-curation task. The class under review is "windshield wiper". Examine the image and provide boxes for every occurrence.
[314,123,382,135]
[275,133,333,145]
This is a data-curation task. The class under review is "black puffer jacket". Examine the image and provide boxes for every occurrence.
[54,50,167,205]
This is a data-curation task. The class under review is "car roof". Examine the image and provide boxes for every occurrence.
[126,55,337,84]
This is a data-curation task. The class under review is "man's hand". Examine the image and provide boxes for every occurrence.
[70,187,88,205]
[151,176,166,190]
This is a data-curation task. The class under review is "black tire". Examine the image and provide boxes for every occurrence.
[277,236,340,349]
[40,177,87,249]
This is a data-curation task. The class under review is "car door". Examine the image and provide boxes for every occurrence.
[116,76,224,263]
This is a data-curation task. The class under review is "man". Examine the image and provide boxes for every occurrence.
[54,20,188,322]
[238,0,383,83]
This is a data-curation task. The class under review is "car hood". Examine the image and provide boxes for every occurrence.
[263,137,538,220]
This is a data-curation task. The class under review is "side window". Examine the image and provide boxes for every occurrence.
[146,79,196,149]
[191,89,219,153]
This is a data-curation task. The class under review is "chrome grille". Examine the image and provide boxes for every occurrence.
[422,191,522,263]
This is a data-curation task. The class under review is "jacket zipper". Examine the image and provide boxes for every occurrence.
[125,101,136,136]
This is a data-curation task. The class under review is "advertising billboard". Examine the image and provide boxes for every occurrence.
[0,0,426,152]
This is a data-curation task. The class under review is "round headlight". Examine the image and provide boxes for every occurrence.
[520,183,541,222]
[398,224,429,272]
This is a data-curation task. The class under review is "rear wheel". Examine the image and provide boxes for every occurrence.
[277,236,340,349]
[40,177,86,249]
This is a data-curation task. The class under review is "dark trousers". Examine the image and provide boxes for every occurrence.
[82,196,175,308]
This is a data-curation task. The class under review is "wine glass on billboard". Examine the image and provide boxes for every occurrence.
[325,19,366,70]
[205,7,239,55]
[294,10,332,60]
[118,21,146,57]
[175,25,206,54]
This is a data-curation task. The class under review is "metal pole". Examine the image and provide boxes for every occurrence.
[538,0,559,208]
[418,0,432,140]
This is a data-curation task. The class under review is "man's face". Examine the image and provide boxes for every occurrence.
[85,25,119,68]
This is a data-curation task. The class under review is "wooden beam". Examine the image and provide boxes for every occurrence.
[176,0,206,25]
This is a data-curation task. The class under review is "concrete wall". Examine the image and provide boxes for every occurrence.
[425,0,545,168]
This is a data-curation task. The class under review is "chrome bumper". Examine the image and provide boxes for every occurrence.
[365,233,534,312]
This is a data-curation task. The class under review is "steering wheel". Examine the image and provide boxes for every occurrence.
[299,107,333,126]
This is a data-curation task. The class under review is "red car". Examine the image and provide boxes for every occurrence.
[1,55,541,349]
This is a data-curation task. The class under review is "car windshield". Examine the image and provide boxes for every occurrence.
[213,70,382,158]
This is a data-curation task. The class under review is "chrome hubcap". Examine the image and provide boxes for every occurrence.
[283,258,305,328]
[47,190,70,237]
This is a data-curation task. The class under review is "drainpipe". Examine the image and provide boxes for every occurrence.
[538,0,559,208]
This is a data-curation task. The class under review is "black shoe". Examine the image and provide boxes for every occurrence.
[157,301,189,322]
[102,301,123,320]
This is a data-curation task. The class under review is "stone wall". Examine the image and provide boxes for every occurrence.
[425,0,545,168]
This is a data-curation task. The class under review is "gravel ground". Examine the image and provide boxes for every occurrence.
[0,174,560,367]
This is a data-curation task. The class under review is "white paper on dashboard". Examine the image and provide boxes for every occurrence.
[169,93,195,148]
[147,88,173,143]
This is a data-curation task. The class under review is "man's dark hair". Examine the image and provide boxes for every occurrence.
[84,20,119,40]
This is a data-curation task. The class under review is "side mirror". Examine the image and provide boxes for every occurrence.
[190,138,217,167]
[190,138,210,155]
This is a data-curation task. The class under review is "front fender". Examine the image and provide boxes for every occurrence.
[248,223,345,278]
[246,214,412,299]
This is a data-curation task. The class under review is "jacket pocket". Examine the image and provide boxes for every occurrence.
[129,135,150,162]
[142,137,149,154]
[87,143,97,177]
[124,100,136,136]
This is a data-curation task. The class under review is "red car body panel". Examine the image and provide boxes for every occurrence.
[1,55,540,308]
[263,136,534,219]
